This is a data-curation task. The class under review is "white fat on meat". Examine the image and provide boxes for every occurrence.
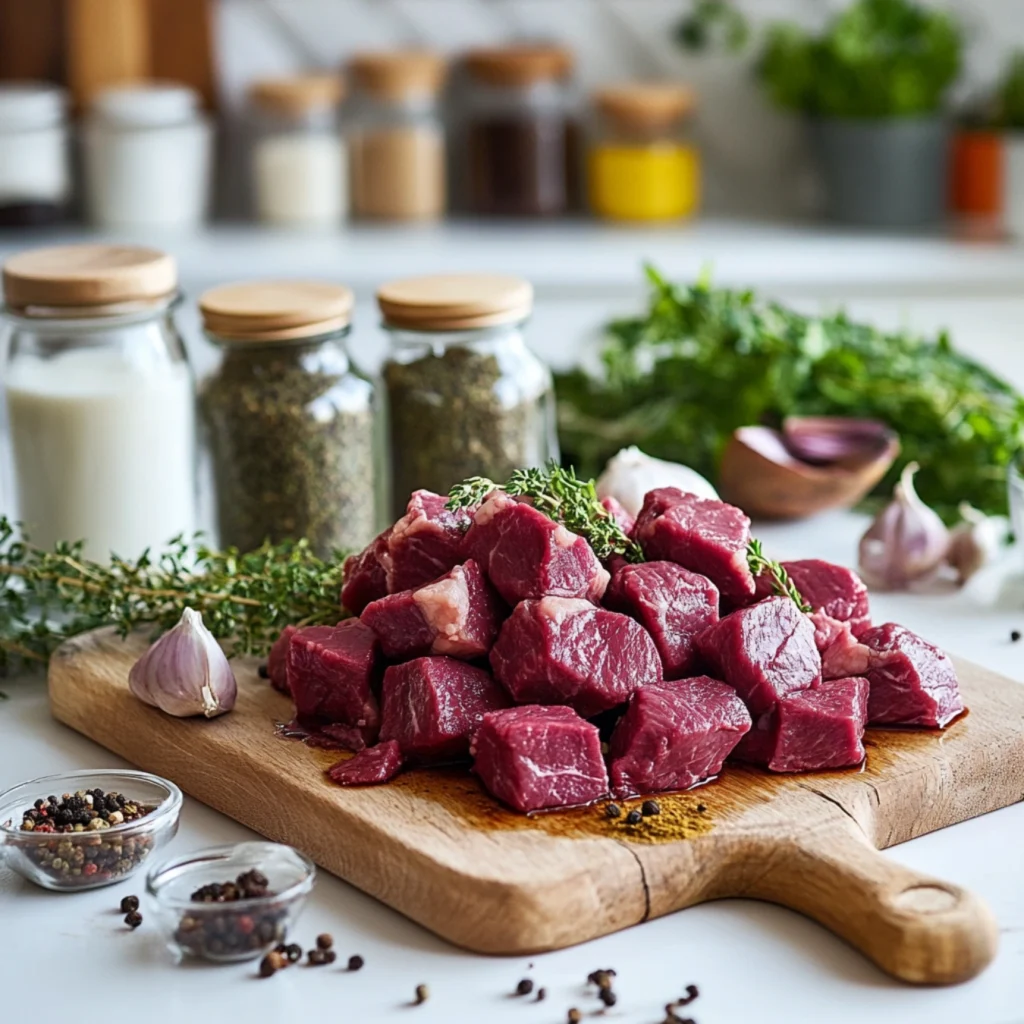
[413,570,472,655]
[535,596,594,627]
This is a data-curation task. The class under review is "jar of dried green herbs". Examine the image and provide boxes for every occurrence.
[378,274,557,517]
[199,281,381,557]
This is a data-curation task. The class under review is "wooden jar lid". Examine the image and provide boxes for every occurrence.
[377,274,533,331]
[350,51,447,100]
[248,74,345,116]
[3,244,177,311]
[594,83,696,128]
[464,46,573,88]
[200,280,355,342]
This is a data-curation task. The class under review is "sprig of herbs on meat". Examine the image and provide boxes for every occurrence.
[447,463,644,562]
[0,517,347,668]
[746,539,811,611]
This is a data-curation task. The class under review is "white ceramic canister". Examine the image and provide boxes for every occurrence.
[83,83,213,230]
[0,83,70,226]
[1,244,196,562]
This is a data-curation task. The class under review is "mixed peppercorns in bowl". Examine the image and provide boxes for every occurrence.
[0,769,182,891]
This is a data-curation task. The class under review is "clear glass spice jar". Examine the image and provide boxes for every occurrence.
[348,51,448,221]
[248,75,347,228]
[588,83,699,222]
[199,281,380,557]
[378,274,557,517]
[463,47,576,218]
[1,244,196,563]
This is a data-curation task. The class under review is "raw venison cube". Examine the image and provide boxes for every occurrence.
[384,490,473,594]
[860,623,963,727]
[327,740,404,786]
[380,656,511,763]
[633,487,755,604]
[341,528,391,614]
[600,495,636,536]
[288,619,381,743]
[696,596,821,715]
[810,611,871,680]
[470,705,608,813]
[733,676,869,772]
[267,625,298,695]
[361,560,504,661]
[490,597,663,717]
[605,561,719,679]
[755,559,870,636]
[608,676,751,798]
[464,492,610,605]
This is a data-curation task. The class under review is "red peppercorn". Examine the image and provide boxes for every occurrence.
[82,863,98,876]
[236,915,255,935]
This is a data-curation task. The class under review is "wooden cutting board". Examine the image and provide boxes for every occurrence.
[48,629,1024,985]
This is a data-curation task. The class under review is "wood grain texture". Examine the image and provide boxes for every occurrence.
[49,629,1024,984]
[67,0,149,108]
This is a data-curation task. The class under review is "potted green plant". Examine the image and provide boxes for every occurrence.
[759,0,962,228]
[997,52,1024,238]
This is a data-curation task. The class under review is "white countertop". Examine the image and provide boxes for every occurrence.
[3,510,1024,1024]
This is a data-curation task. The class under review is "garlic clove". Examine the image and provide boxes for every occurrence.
[947,502,1005,586]
[858,462,950,591]
[596,446,718,518]
[129,608,237,718]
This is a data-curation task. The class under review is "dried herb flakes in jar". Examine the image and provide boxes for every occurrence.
[199,281,379,557]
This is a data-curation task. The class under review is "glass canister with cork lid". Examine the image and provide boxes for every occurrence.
[463,47,576,217]
[588,83,699,222]
[248,75,347,228]
[198,281,380,557]
[379,274,558,516]
[1,244,195,562]
[348,51,448,221]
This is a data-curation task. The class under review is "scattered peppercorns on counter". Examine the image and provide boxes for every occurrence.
[348,954,364,971]
[661,983,701,1022]
[1012,630,1021,643]
[120,894,140,913]
[413,983,429,1005]
[567,1009,582,1023]
[515,978,533,996]
[124,910,143,929]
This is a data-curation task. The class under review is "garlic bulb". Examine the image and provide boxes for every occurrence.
[858,462,950,591]
[129,608,237,718]
[947,503,1003,585]
[596,446,718,517]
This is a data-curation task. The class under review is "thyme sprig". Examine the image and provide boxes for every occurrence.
[746,539,811,611]
[447,463,644,563]
[0,517,347,668]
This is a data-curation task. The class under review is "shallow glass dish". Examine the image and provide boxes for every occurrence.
[0,769,182,891]
[147,842,316,962]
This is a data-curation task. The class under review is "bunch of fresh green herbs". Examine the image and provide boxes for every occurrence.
[554,266,1024,523]
[676,0,749,55]
[758,0,962,118]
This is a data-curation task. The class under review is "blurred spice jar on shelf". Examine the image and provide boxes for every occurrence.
[588,83,700,222]
[463,46,576,218]
[348,51,448,221]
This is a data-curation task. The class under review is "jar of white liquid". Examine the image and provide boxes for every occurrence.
[83,83,213,230]
[1,245,196,563]
[248,75,347,227]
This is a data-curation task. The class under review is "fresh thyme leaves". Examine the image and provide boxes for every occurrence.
[447,462,644,562]
[0,517,347,667]
[746,539,811,611]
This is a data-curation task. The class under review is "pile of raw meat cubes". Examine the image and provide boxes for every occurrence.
[268,486,964,814]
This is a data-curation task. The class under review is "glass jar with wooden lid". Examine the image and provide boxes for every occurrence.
[348,51,448,221]
[198,281,381,557]
[378,274,557,515]
[588,83,699,222]
[247,75,347,228]
[462,46,576,217]
[1,244,194,562]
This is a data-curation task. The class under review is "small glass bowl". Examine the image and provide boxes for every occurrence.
[147,842,316,963]
[0,769,182,892]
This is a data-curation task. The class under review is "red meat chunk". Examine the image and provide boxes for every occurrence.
[384,490,473,593]
[327,741,404,786]
[361,560,504,661]
[696,596,821,715]
[860,623,963,727]
[755,559,871,635]
[633,487,755,604]
[608,676,751,798]
[470,705,608,813]
[288,620,381,744]
[810,611,872,680]
[601,495,636,536]
[463,492,610,605]
[604,561,719,679]
[733,676,869,772]
[490,596,663,717]
[267,625,297,695]
[341,528,391,614]
[380,656,512,763]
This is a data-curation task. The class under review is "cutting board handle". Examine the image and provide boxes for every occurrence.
[739,818,998,984]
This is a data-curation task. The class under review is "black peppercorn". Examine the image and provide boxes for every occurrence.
[605,803,621,819]
[316,933,333,950]
[414,983,429,1005]
[515,978,534,996]
[535,987,546,1002]
[124,910,143,929]
[626,809,643,825]
[696,803,706,813]
[348,954,364,971]
[641,799,661,817]
[285,943,302,963]
[120,894,140,913]
[678,983,700,1005]
[1012,630,1021,643]
[308,949,328,966]
[599,988,617,1007]
[324,950,337,964]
